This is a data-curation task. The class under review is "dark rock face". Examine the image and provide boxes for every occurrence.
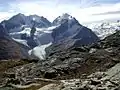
[0,24,9,38]
[26,26,38,48]
[52,14,99,44]
[72,26,99,45]
[1,13,26,32]
[0,24,30,60]
[0,38,21,60]
[52,16,80,42]
[26,37,38,49]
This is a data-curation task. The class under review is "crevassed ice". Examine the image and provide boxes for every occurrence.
[28,42,52,60]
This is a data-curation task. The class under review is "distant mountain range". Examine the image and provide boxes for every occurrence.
[87,21,120,39]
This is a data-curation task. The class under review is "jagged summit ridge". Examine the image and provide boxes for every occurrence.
[52,13,77,25]
[1,13,51,33]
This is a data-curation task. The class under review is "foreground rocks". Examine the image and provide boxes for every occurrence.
[38,70,120,90]
[1,70,119,90]
[60,72,119,90]
[0,48,120,89]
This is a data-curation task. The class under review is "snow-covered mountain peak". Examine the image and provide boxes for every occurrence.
[52,13,75,25]
[61,13,73,20]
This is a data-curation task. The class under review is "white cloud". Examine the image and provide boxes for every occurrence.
[0,1,120,23]
[0,12,16,21]
[71,3,120,23]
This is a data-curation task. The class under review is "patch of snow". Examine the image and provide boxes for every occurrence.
[47,26,59,30]
[12,38,29,47]
[19,28,31,36]
[10,28,31,37]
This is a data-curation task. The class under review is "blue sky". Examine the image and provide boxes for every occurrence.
[0,0,120,23]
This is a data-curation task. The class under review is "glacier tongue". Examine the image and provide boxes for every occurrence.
[28,42,52,60]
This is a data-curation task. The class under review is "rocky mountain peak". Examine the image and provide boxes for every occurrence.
[10,13,26,22]
[52,13,76,25]
[60,13,73,20]
[28,15,51,27]
[15,13,25,17]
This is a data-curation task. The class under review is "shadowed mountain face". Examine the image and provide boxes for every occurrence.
[46,14,99,55]
[0,24,30,60]
[52,14,99,43]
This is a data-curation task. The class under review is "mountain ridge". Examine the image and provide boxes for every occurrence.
[0,13,99,60]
